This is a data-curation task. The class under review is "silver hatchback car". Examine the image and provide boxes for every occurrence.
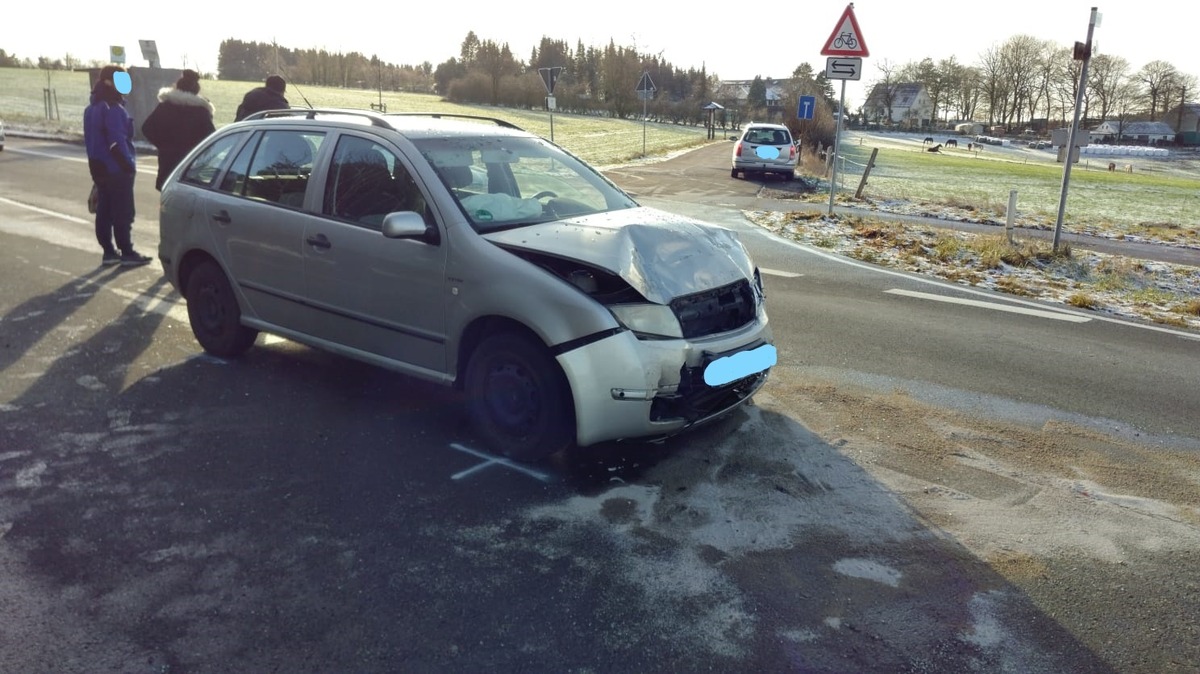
[159,110,774,460]
[731,122,796,180]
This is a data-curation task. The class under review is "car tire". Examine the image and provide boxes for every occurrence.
[730,167,738,179]
[464,331,575,462]
[185,259,258,358]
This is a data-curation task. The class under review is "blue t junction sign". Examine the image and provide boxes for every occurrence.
[797,95,816,120]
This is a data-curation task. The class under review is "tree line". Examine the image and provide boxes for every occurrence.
[863,36,1196,130]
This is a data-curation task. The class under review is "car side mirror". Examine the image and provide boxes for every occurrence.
[382,211,438,244]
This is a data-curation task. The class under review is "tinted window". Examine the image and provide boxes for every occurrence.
[413,135,636,232]
[745,128,790,145]
[322,135,430,230]
[180,132,246,187]
[236,131,324,208]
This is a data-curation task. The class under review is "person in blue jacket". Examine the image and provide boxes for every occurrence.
[84,65,151,267]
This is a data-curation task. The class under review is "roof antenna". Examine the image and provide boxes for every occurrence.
[272,39,314,109]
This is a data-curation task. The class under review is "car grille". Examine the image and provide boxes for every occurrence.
[669,279,757,339]
[650,369,766,423]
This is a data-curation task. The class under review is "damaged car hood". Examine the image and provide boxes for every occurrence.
[481,207,754,304]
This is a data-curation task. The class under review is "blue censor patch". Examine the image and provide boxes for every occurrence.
[703,344,777,386]
[113,71,132,94]
[754,145,781,159]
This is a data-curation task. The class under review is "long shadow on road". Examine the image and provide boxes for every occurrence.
[1,305,1119,672]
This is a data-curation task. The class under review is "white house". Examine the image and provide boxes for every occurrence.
[863,83,934,128]
[1090,120,1176,144]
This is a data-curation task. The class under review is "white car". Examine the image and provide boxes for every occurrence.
[731,123,796,180]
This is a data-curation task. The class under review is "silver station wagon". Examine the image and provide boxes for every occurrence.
[158,110,775,461]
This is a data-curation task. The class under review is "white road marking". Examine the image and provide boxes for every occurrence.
[0,196,92,224]
[760,268,803,278]
[449,442,553,483]
[755,229,1200,341]
[885,289,1092,323]
[7,147,158,176]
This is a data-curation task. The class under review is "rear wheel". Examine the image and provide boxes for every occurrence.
[730,167,738,179]
[185,259,258,358]
[464,332,575,462]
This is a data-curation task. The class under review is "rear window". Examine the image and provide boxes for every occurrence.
[743,128,791,146]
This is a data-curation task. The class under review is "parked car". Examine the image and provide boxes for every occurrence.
[731,123,796,180]
[158,109,775,461]
[0,119,6,151]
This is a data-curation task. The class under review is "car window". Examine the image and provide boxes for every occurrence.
[180,132,247,187]
[413,135,636,232]
[219,130,324,208]
[322,134,431,230]
[745,128,789,145]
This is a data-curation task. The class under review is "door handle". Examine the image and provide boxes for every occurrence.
[211,210,231,224]
[305,234,332,250]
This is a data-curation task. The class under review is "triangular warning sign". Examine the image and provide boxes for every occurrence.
[821,4,869,57]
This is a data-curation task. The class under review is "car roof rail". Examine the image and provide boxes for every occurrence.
[385,112,524,131]
[241,108,393,128]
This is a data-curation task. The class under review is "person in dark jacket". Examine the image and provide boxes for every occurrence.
[141,69,215,191]
[84,65,151,267]
[234,74,289,121]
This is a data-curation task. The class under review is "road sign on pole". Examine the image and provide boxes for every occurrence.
[821,4,869,57]
[636,71,656,95]
[538,67,562,95]
[138,40,160,68]
[636,71,656,156]
[109,45,126,64]
[797,95,815,120]
[825,57,862,80]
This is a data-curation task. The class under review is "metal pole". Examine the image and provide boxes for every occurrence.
[643,95,648,157]
[828,79,846,215]
[1053,7,1100,254]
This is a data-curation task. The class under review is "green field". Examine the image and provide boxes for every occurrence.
[835,134,1200,237]
[0,67,712,167]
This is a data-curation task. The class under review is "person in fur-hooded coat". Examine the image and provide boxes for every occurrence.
[141,69,215,191]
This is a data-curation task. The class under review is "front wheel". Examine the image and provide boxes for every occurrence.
[464,332,575,461]
[185,259,258,358]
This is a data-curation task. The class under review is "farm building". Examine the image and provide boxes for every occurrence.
[1159,102,1200,144]
[955,122,984,135]
[862,83,934,129]
[1089,120,1176,145]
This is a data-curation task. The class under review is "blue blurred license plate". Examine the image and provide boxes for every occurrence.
[703,344,777,386]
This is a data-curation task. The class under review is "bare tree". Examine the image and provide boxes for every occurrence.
[977,44,1008,126]
[863,58,900,124]
[1088,53,1131,124]
[1135,60,1180,119]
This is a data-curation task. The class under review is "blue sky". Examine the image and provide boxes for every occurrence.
[8,2,1192,106]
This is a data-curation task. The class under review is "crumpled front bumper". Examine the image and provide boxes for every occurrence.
[556,319,773,447]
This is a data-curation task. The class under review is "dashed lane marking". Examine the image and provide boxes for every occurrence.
[885,288,1092,323]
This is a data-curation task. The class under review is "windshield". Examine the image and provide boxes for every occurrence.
[411,135,638,232]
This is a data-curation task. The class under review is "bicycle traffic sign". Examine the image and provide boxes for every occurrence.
[821,4,869,57]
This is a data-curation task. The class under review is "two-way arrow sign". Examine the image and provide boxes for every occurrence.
[825,57,862,81]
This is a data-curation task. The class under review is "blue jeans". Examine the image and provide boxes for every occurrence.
[95,170,136,254]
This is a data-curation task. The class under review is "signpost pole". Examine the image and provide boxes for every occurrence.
[1053,7,1100,254]
[828,79,846,215]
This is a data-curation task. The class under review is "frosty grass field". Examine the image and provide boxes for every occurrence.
[2,67,1198,240]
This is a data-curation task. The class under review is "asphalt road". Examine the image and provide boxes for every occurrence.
[2,136,1198,672]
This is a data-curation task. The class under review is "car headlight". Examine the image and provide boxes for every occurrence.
[608,303,683,339]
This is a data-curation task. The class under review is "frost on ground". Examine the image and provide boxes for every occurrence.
[747,209,1200,331]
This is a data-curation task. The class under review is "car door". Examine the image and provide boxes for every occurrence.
[203,128,325,332]
[301,132,449,377]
